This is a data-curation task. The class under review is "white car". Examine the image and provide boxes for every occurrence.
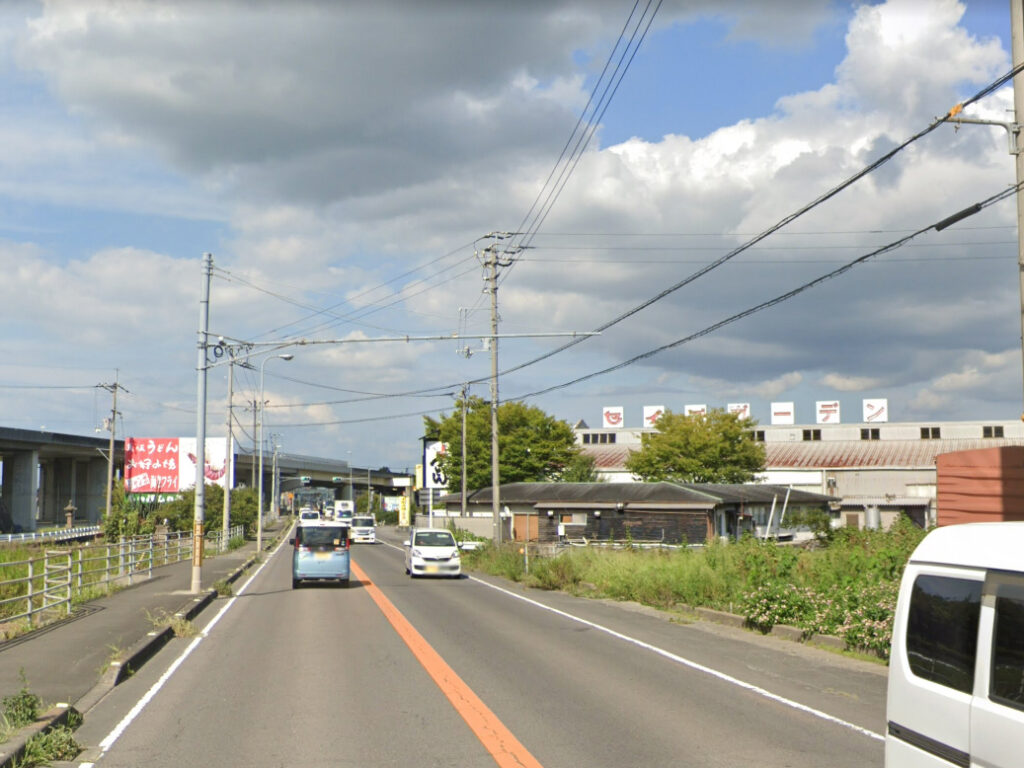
[404,528,462,578]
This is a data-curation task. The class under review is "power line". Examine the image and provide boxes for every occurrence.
[509,0,664,263]
[491,60,1024,382]
[513,181,1023,400]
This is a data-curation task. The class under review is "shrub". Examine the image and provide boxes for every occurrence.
[2,670,41,729]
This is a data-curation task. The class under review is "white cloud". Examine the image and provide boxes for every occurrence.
[2,0,1021,466]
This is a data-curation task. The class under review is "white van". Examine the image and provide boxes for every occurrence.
[886,522,1024,767]
[350,515,376,544]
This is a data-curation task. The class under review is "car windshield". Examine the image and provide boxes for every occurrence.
[415,531,455,547]
[353,518,374,527]
[300,527,346,547]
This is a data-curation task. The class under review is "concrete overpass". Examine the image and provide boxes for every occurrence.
[0,426,119,532]
[0,426,412,533]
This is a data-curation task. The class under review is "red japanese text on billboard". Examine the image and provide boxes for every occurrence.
[124,437,181,494]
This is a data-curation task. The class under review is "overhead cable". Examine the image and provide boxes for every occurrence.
[494,59,1024,380]
[513,180,1023,399]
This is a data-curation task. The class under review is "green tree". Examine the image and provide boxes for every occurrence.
[424,397,581,491]
[625,407,766,483]
[557,452,602,482]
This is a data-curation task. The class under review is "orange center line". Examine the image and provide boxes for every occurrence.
[350,561,544,768]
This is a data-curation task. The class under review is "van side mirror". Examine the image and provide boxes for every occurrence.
[288,537,295,546]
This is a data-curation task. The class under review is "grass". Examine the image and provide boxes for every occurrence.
[464,516,927,659]
[14,717,81,767]
[145,609,198,638]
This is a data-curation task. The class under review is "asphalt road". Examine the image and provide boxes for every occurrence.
[72,527,887,767]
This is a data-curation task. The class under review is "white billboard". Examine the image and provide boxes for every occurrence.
[423,441,449,490]
[602,406,624,428]
[770,402,795,425]
[727,403,750,419]
[684,404,707,417]
[863,398,888,423]
[816,400,841,424]
[642,405,665,427]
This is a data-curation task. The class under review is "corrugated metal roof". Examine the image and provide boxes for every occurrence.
[442,481,832,507]
[583,438,1024,471]
[460,482,719,505]
[764,438,1022,469]
[584,445,632,470]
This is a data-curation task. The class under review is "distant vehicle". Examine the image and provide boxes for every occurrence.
[404,528,461,578]
[333,500,354,527]
[886,522,1024,768]
[350,515,376,544]
[291,520,350,588]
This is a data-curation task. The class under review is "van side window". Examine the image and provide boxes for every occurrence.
[992,584,1024,710]
[906,575,982,694]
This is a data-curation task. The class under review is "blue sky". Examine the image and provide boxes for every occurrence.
[0,0,1021,472]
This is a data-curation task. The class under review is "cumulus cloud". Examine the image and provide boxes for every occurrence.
[2,0,1021,462]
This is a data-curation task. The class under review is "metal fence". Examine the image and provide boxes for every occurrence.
[0,525,103,545]
[0,524,244,629]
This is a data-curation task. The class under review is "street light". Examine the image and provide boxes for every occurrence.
[258,353,293,553]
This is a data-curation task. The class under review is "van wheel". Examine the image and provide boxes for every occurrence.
[340,578,350,588]
[292,579,300,589]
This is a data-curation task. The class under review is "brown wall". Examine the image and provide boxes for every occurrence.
[936,446,1024,526]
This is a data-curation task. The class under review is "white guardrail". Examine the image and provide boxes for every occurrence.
[0,524,244,630]
[0,525,103,544]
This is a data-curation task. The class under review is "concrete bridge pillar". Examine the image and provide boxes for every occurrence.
[2,449,40,532]
[83,456,108,523]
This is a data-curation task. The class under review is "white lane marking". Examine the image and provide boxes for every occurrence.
[94,533,291,758]
[380,533,883,741]
[469,576,886,742]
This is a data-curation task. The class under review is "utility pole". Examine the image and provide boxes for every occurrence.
[98,373,125,521]
[1012,0,1024,416]
[478,234,517,544]
[191,252,213,594]
[460,383,468,519]
[248,399,260,487]
[223,360,235,547]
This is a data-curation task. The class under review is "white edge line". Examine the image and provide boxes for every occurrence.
[383,535,884,742]
[468,574,885,743]
[95,533,290,757]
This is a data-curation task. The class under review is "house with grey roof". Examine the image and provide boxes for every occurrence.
[438,482,834,545]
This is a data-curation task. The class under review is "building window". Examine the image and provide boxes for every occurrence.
[802,429,821,441]
[582,434,591,444]
[860,428,880,440]
[598,433,607,444]
[920,427,941,439]
[906,575,981,694]
[983,425,1005,439]
[752,430,765,442]
[608,433,616,444]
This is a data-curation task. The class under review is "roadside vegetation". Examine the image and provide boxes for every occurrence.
[0,670,80,765]
[462,515,926,659]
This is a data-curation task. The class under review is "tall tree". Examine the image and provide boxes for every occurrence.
[424,397,581,491]
[625,407,765,483]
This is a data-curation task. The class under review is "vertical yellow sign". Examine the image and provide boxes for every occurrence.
[399,494,411,527]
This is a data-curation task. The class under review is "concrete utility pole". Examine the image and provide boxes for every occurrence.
[460,383,468,519]
[191,252,213,594]
[98,372,124,522]
[223,360,235,547]
[1012,0,1024,416]
[478,235,517,544]
[258,353,293,554]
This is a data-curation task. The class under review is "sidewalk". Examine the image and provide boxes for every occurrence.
[0,523,288,766]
